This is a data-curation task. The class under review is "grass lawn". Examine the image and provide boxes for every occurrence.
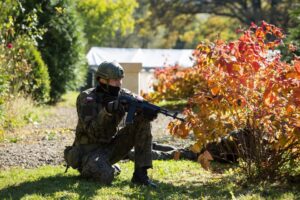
[0,160,299,200]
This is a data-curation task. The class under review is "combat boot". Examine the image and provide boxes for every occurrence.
[112,164,121,176]
[131,167,157,188]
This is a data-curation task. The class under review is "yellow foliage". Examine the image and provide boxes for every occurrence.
[191,142,202,153]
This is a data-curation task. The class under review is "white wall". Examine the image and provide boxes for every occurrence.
[139,69,155,94]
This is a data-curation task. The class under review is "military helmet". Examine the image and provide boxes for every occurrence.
[95,61,124,81]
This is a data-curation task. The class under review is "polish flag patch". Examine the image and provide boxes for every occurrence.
[86,96,94,102]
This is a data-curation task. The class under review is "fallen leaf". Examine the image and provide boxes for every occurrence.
[173,151,180,160]
[197,150,213,170]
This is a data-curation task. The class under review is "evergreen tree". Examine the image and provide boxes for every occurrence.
[20,0,87,103]
[288,6,300,57]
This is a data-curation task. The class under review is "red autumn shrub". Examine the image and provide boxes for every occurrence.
[168,22,300,180]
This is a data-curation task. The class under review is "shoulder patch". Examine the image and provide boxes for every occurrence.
[85,96,95,103]
[86,96,94,101]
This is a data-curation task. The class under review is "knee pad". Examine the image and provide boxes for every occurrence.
[81,151,114,185]
[64,146,83,169]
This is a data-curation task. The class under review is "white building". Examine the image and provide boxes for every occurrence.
[86,47,194,94]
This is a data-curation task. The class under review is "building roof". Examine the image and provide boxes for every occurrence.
[87,47,195,69]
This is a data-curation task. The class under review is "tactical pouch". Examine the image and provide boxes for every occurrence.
[64,146,83,169]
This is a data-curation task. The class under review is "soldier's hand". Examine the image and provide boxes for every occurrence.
[102,95,117,105]
[142,109,158,121]
[106,100,123,113]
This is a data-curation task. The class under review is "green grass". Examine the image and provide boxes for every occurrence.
[0,91,78,142]
[56,91,79,108]
[0,160,299,200]
[0,96,53,136]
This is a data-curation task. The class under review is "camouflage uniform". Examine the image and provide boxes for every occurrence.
[64,87,153,184]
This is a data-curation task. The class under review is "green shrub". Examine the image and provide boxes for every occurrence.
[0,36,50,103]
[0,0,49,101]
[0,60,9,134]
[0,57,10,105]
[25,44,50,103]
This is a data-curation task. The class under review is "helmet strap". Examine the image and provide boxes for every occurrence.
[104,79,110,92]
[98,78,109,93]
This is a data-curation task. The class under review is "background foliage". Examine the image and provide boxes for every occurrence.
[76,0,137,48]
[143,66,200,102]
[116,0,299,49]
[165,22,300,181]
[148,0,298,30]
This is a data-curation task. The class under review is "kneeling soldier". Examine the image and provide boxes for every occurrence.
[64,61,157,188]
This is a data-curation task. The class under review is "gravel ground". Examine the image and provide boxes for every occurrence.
[0,107,192,169]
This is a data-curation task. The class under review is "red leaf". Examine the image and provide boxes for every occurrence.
[250,22,257,29]
[252,61,260,72]
[238,43,246,52]
[229,42,235,51]
[261,21,268,28]
[274,29,284,39]
[237,74,247,86]
[295,60,300,73]
[293,88,300,106]
[255,27,265,39]
[227,63,233,74]
[263,84,273,105]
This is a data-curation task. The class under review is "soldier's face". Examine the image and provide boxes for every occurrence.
[108,79,122,87]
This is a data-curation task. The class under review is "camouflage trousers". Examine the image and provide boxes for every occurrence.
[127,142,199,161]
[64,116,153,184]
[127,142,176,161]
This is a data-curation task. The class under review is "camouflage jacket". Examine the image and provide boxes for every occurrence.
[74,87,130,145]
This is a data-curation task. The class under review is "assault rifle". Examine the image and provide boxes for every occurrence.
[118,94,185,124]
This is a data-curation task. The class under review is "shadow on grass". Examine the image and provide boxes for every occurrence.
[122,173,300,199]
[0,174,231,199]
[0,173,299,199]
[123,180,234,199]
[0,175,101,199]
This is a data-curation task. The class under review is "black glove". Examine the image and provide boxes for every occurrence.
[102,95,117,105]
[106,99,123,114]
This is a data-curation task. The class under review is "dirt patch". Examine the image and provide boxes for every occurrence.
[0,107,192,169]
